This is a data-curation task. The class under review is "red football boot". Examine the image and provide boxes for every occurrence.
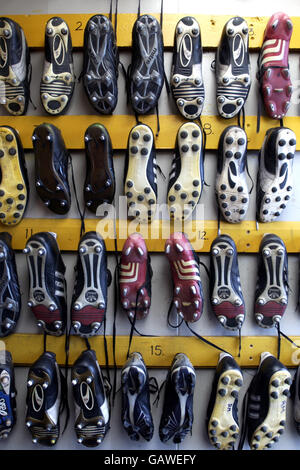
[165,232,203,323]
[119,233,152,321]
[258,12,293,120]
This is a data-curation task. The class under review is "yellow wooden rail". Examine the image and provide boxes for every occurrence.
[6,14,300,50]
[6,218,300,253]
[2,333,300,368]
[2,115,299,151]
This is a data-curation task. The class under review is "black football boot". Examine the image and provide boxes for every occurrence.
[242,351,292,450]
[0,125,29,226]
[32,123,71,215]
[0,350,17,440]
[71,231,111,337]
[129,14,165,115]
[0,232,21,337]
[171,16,205,120]
[83,123,115,214]
[24,232,67,336]
[121,352,154,441]
[0,17,31,115]
[25,351,63,446]
[254,234,288,329]
[71,349,110,447]
[206,352,243,450]
[256,127,295,223]
[40,16,75,115]
[159,353,196,444]
[82,15,119,115]
[216,17,251,119]
[209,234,245,330]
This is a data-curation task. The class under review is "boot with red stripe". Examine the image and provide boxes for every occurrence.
[258,12,293,120]
[165,232,203,323]
[71,231,111,337]
[209,234,245,330]
[254,234,288,328]
[24,232,67,336]
[119,233,152,321]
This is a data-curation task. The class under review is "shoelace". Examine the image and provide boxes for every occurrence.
[68,153,86,236]
[198,117,210,188]
[276,322,300,361]
[237,370,256,450]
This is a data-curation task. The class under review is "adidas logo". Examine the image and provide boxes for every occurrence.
[145,47,157,65]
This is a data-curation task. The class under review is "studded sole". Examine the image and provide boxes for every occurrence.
[119,235,151,321]
[0,19,29,115]
[83,15,118,115]
[84,124,115,214]
[71,237,106,337]
[255,238,288,328]
[258,128,295,223]
[208,368,243,450]
[72,364,109,447]
[216,126,249,223]
[165,234,203,323]
[216,17,250,119]
[168,122,203,221]
[40,17,75,115]
[171,17,204,119]
[0,126,28,225]
[249,369,291,450]
[130,15,164,114]
[25,239,65,336]
[210,238,244,330]
[259,14,293,120]
[125,124,157,223]
[32,125,71,215]
[26,366,60,446]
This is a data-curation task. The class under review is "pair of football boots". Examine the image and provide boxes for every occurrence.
[215,125,295,224]
[23,230,110,338]
[32,122,115,216]
[121,351,196,445]
[124,120,204,223]
[0,16,75,116]
[213,12,292,121]
[24,348,110,447]
[207,351,292,451]
[210,232,289,331]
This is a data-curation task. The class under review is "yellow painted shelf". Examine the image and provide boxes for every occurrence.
[2,333,300,368]
[6,218,300,253]
[7,14,300,50]
[2,115,300,151]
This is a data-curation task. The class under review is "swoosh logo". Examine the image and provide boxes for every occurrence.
[0,38,7,68]
[180,34,192,67]
[32,384,44,412]
[53,34,65,66]
[233,34,244,67]
[279,163,288,190]
[80,382,94,410]
[228,162,237,189]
